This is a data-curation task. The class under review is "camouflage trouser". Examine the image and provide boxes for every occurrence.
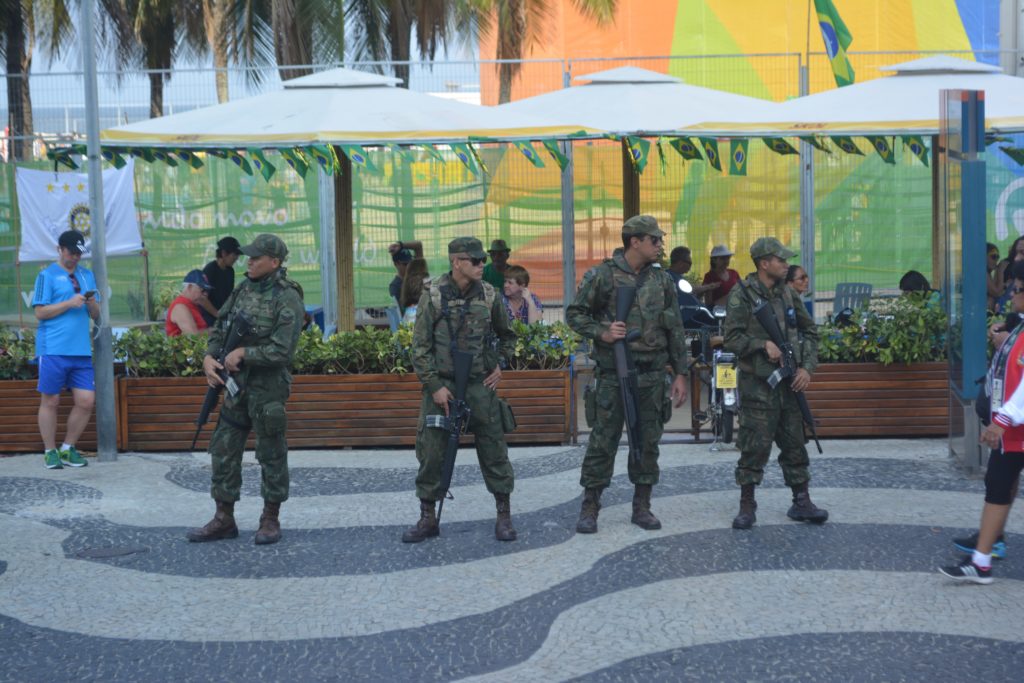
[580,370,670,489]
[415,379,514,501]
[208,380,291,504]
[734,373,809,487]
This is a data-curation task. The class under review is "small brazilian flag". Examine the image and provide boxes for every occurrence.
[763,138,799,155]
[800,136,832,153]
[830,136,864,155]
[387,144,415,163]
[225,149,253,175]
[172,149,204,169]
[698,137,722,171]
[625,136,651,174]
[450,142,481,176]
[729,139,749,176]
[151,149,178,167]
[100,149,127,169]
[278,148,309,179]
[656,138,670,176]
[1001,147,1024,165]
[602,133,620,142]
[418,144,446,164]
[247,148,276,181]
[47,147,79,170]
[815,0,855,88]
[902,136,929,167]
[307,145,338,175]
[541,139,569,171]
[865,136,895,164]
[128,148,156,163]
[512,140,545,168]
[669,137,703,161]
[205,148,229,159]
[339,144,382,174]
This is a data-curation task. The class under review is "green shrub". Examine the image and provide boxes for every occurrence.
[0,327,36,380]
[818,295,948,365]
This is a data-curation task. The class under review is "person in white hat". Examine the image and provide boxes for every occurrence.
[701,244,740,308]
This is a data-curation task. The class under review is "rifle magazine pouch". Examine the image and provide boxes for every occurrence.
[499,398,518,433]
[584,383,597,428]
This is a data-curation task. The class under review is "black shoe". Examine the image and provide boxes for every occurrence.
[952,532,1006,559]
[939,558,993,585]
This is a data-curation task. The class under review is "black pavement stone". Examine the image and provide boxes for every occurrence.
[0,477,100,515]
[2,524,1022,683]
[573,632,1021,682]
[57,456,987,578]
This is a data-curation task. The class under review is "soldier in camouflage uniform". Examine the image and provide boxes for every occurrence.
[187,234,305,546]
[724,236,828,530]
[402,237,519,543]
[566,215,689,534]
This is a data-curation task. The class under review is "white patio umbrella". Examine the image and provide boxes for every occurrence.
[103,68,596,329]
[499,66,781,303]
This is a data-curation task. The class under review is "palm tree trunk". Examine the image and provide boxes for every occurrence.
[387,0,412,88]
[273,0,313,80]
[149,71,164,118]
[4,3,33,160]
[203,0,231,102]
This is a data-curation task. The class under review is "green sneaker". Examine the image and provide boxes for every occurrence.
[44,449,63,469]
[60,446,88,468]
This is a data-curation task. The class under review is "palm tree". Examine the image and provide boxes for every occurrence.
[344,0,454,88]
[1,0,34,160]
[459,0,616,103]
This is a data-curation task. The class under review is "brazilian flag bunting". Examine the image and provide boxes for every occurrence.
[656,138,669,176]
[278,148,309,179]
[100,149,127,169]
[1001,147,1024,166]
[247,148,277,181]
[762,138,799,155]
[814,0,855,87]
[800,136,832,153]
[205,148,229,159]
[729,139,749,176]
[830,136,864,155]
[449,142,481,177]
[418,144,446,164]
[698,137,722,171]
[902,136,929,167]
[307,145,338,175]
[668,137,703,161]
[625,136,651,173]
[152,149,178,167]
[172,149,204,170]
[512,140,545,168]
[541,140,570,171]
[128,148,156,163]
[386,144,415,163]
[865,136,895,164]
[339,144,382,174]
[47,148,79,170]
[225,150,253,175]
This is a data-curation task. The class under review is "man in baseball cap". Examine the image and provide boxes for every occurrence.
[167,269,214,337]
[724,235,825,531]
[483,238,511,289]
[58,229,87,255]
[200,236,244,326]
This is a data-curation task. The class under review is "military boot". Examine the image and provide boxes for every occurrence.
[186,500,239,542]
[402,499,440,543]
[631,484,662,530]
[787,482,829,524]
[254,501,282,545]
[576,487,602,534]
[494,493,517,542]
[732,484,757,530]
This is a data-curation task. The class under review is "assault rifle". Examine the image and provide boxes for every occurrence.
[433,349,474,522]
[190,311,255,450]
[740,281,823,454]
[614,286,644,466]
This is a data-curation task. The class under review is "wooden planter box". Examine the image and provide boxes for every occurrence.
[117,370,573,452]
[0,380,100,453]
[804,362,949,437]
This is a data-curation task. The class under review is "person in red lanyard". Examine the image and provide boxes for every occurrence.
[940,261,1024,584]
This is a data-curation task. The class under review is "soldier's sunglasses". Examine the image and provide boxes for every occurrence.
[459,256,487,266]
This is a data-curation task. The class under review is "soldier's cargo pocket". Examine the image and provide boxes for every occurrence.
[499,399,517,433]
[584,383,597,428]
[261,401,287,436]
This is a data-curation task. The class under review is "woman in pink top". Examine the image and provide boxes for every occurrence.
[701,244,740,308]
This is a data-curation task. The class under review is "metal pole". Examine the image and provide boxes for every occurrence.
[798,58,816,318]
[81,0,117,460]
[560,62,577,311]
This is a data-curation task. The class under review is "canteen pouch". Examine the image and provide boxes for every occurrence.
[499,398,517,433]
[584,382,597,428]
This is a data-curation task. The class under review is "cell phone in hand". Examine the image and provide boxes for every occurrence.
[83,290,96,299]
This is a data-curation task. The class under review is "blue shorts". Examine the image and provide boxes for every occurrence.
[37,355,95,395]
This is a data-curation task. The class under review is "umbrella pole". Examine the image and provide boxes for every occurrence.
[621,138,640,220]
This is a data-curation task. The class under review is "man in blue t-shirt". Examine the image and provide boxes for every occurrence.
[31,229,100,470]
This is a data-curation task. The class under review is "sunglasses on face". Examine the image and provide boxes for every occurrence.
[646,235,663,246]
[459,256,487,266]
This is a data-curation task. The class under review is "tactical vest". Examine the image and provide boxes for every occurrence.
[736,278,806,376]
[222,269,303,378]
[427,275,498,378]
[602,260,675,359]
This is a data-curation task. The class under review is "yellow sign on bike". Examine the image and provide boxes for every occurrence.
[716,365,737,389]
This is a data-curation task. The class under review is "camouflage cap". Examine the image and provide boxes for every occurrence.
[448,236,487,259]
[240,233,289,261]
[621,214,665,238]
[488,239,511,253]
[750,236,796,261]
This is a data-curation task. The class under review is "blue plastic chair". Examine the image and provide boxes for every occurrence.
[832,282,872,317]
